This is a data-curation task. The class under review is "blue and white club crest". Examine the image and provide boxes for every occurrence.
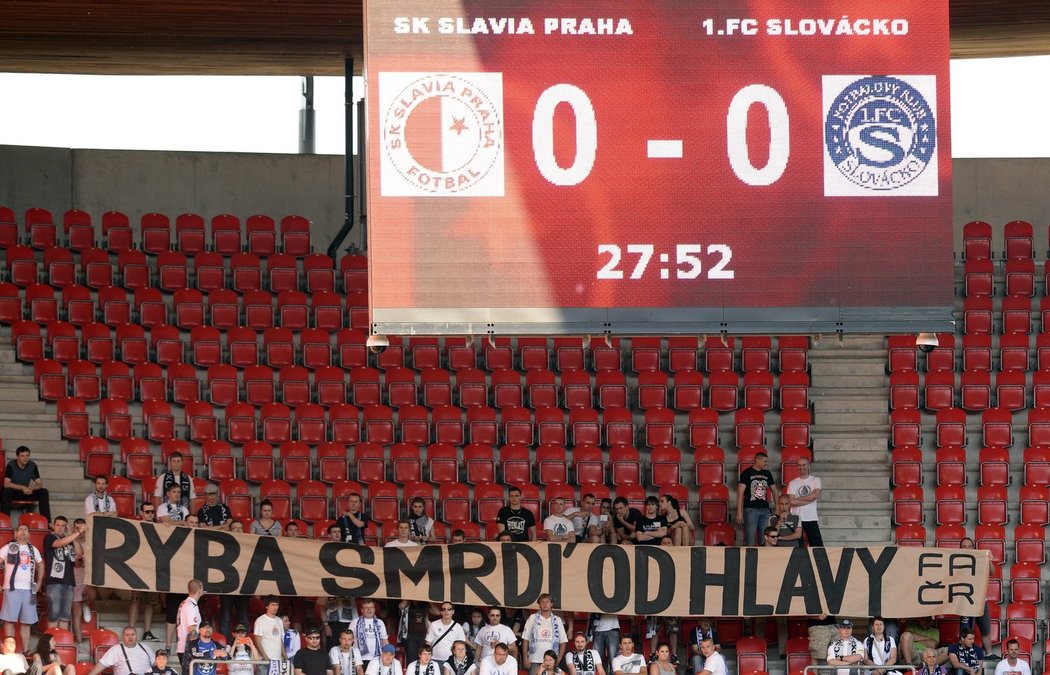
[822,75,938,197]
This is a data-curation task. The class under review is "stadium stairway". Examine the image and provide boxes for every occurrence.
[809,335,892,546]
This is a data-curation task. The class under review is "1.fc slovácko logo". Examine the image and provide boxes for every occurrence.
[822,75,938,197]
[379,72,505,197]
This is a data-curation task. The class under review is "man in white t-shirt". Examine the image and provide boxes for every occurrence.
[564,494,597,543]
[354,599,389,668]
[157,484,190,524]
[365,645,403,675]
[254,596,288,674]
[827,619,865,675]
[479,644,518,675]
[521,594,568,675]
[425,602,466,662]
[994,640,1032,675]
[474,608,517,661]
[610,636,646,675]
[565,632,606,675]
[0,525,43,651]
[84,474,118,515]
[90,627,156,675]
[695,639,727,675]
[407,645,443,675]
[176,578,204,661]
[384,521,419,548]
[543,499,575,543]
[329,629,364,675]
[0,635,28,675]
[786,457,823,547]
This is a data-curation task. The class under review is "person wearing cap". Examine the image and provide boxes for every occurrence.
[228,624,262,675]
[294,626,333,675]
[329,629,364,675]
[185,620,229,675]
[146,648,178,675]
[365,645,403,675]
[197,484,232,529]
[827,620,865,675]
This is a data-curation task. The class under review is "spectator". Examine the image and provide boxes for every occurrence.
[294,626,333,675]
[564,493,596,542]
[286,521,302,538]
[130,504,161,641]
[31,633,74,675]
[184,620,228,675]
[827,619,864,675]
[544,498,575,543]
[786,458,823,547]
[633,497,666,545]
[0,525,43,650]
[0,447,51,520]
[329,629,364,675]
[365,645,403,675]
[83,475,118,515]
[591,500,616,544]
[354,599,389,670]
[478,643,517,675]
[43,516,81,630]
[993,640,1030,675]
[948,630,984,675]
[449,530,466,545]
[253,596,288,670]
[762,526,779,546]
[537,651,560,675]
[611,498,641,544]
[90,628,155,675]
[688,619,718,675]
[496,487,536,542]
[385,521,418,548]
[694,639,726,675]
[229,520,244,534]
[659,495,694,546]
[398,601,429,666]
[736,451,777,546]
[407,645,442,675]
[70,519,91,643]
[425,602,466,662]
[0,635,28,675]
[474,608,517,662]
[566,631,605,675]
[768,495,802,547]
[285,614,303,661]
[958,539,994,658]
[250,500,282,536]
[462,609,485,653]
[863,617,899,675]
[146,648,178,675]
[611,636,645,675]
[155,452,194,508]
[590,614,620,670]
[336,494,369,544]
[227,625,262,675]
[443,641,476,675]
[176,579,205,664]
[157,484,188,524]
[407,498,435,545]
[808,615,838,663]
[521,594,568,675]
[900,618,947,667]
[186,514,200,527]
[917,649,950,675]
[197,484,231,529]
[648,643,673,675]
[320,580,358,651]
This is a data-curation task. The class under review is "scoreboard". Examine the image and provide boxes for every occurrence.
[364,0,954,336]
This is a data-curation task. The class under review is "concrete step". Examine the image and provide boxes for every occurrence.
[811,335,886,350]
[811,360,887,377]
[0,411,58,423]
[813,436,889,453]
[814,398,890,414]
[815,411,889,426]
[812,386,888,398]
[820,487,889,502]
[0,428,63,442]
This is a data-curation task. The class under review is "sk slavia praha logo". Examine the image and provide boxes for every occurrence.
[822,75,938,197]
[379,72,504,197]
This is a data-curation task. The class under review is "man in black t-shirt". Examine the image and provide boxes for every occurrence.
[336,493,370,544]
[496,487,536,542]
[611,497,641,544]
[197,485,232,529]
[632,497,667,545]
[295,626,335,675]
[44,516,81,629]
[736,451,778,547]
[0,446,51,519]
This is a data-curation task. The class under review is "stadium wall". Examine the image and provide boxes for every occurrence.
[0,143,1045,257]
[0,144,362,250]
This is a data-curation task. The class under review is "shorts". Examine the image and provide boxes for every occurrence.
[132,590,164,609]
[0,589,38,624]
[46,583,74,622]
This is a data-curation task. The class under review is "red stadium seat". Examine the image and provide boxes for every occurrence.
[934,485,966,526]
[427,444,459,484]
[889,371,920,410]
[890,446,923,487]
[25,207,56,249]
[935,446,967,487]
[963,298,993,336]
[643,407,675,448]
[1010,562,1042,604]
[934,407,965,448]
[962,220,992,260]
[650,444,682,486]
[195,251,228,292]
[698,484,729,525]
[960,371,991,412]
[1024,444,1050,485]
[1005,220,1035,260]
[995,370,1027,411]
[982,407,1014,448]
[925,371,958,412]
[560,369,592,409]
[894,524,927,547]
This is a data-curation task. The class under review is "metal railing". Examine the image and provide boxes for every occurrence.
[805,665,918,675]
[189,657,291,675]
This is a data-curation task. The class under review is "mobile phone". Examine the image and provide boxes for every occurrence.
[599,515,609,523]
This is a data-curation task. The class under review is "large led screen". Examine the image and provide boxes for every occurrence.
[365,0,954,335]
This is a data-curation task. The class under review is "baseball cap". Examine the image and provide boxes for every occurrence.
[382,645,397,654]
[837,619,853,629]
[233,624,247,633]
[199,620,213,628]
[305,626,322,637]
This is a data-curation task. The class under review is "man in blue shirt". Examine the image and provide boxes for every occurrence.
[185,621,228,675]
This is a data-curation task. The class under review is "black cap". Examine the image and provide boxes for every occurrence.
[233,624,247,633]
[837,619,853,629]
